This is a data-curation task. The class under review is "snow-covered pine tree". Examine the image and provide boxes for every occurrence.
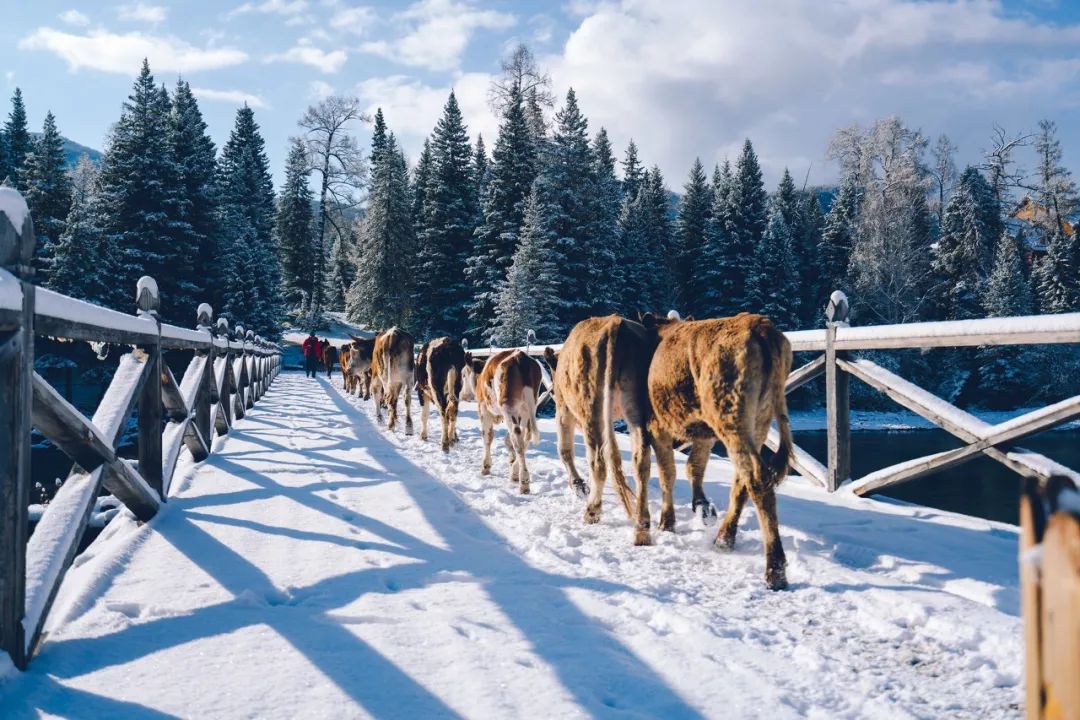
[1034,119,1079,232]
[490,184,561,346]
[714,139,767,313]
[217,104,282,336]
[466,81,537,340]
[525,86,548,151]
[676,157,711,316]
[276,138,316,313]
[4,88,31,189]
[413,91,476,338]
[539,88,601,331]
[977,230,1037,407]
[749,201,800,328]
[94,61,187,314]
[23,111,72,280]
[474,133,489,201]
[621,140,643,203]
[696,160,741,317]
[325,219,357,310]
[799,190,826,323]
[1035,225,1080,313]
[370,108,389,166]
[930,166,1001,320]
[48,156,110,303]
[818,171,858,297]
[170,80,219,313]
[348,131,415,328]
[634,166,675,313]
[588,127,621,315]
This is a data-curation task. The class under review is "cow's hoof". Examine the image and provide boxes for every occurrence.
[420,431,428,441]
[766,566,788,591]
[583,507,601,524]
[572,480,588,500]
[658,508,676,532]
[441,443,450,453]
[714,531,736,552]
[519,483,530,495]
[405,426,414,436]
[633,525,653,546]
[481,465,491,476]
[694,498,718,525]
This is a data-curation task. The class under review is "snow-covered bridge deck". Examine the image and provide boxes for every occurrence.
[1,372,1023,718]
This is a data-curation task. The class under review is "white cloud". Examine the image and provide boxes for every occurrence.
[191,86,268,108]
[541,0,1080,186]
[58,10,90,27]
[308,79,334,100]
[361,0,515,71]
[266,40,347,73]
[19,28,248,74]
[230,0,308,17]
[118,3,169,24]
[356,73,498,162]
[330,5,376,35]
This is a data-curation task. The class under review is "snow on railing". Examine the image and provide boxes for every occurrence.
[0,188,283,671]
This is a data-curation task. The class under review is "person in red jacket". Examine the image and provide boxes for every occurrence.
[302,332,321,378]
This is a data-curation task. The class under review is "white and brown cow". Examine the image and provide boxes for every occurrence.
[370,327,415,433]
[341,335,376,398]
[647,313,794,590]
[475,350,543,494]
[416,337,466,451]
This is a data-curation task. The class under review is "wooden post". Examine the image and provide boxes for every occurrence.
[216,317,233,434]
[245,330,255,410]
[195,303,214,448]
[0,189,34,670]
[825,290,851,492]
[135,277,163,498]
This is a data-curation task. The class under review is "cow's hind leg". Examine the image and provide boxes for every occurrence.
[556,408,587,498]
[629,423,652,541]
[650,430,677,543]
[509,417,530,494]
[403,374,414,435]
[687,439,718,525]
[480,410,495,475]
[373,378,385,424]
[583,415,608,524]
[386,382,401,430]
[419,387,430,441]
[730,441,787,591]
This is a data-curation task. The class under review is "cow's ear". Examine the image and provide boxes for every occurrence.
[640,312,656,329]
[543,347,558,369]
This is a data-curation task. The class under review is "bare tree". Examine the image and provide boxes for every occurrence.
[981,124,1032,209]
[488,43,554,113]
[1034,119,1079,230]
[929,134,958,223]
[296,95,369,316]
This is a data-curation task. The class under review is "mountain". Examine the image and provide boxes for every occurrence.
[28,132,102,167]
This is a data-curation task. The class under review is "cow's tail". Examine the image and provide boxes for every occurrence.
[445,364,459,418]
[603,327,635,518]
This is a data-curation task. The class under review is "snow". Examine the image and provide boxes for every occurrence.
[833,312,1080,350]
[1,372,1023,718]
[0,187,30,234]
[0,268,21,312]
[35,286,158,340]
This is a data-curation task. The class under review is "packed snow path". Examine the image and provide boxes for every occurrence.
[1,372,1023,718]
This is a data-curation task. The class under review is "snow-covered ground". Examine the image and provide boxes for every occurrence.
[0,372,1023,719]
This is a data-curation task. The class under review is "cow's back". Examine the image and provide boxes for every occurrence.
[426,337,466,407]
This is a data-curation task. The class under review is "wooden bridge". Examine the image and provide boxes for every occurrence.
[1,189,1078,717]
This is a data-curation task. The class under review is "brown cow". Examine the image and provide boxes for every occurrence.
[415,337,466,451]
[647,313,794,590]
[341,335,376,398]
[460,353,486,402]
[544,316,656,536]
[476,350,542,494]
[370,328,415,433]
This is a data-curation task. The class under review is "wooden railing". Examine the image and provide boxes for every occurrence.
[0,188,282,669]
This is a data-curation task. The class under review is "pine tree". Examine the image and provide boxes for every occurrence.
[23,111,72,280]
[466,81,537,340]
[325,219,356,309]
[370,108,389,166]
[589,127,621,314]
[1035,225,1080,313]
[983,230,1032,317]
[490,185,561,345]
[930,166,1001,320]
[978,230,1036,406]
[676,157,711,315]
[695,163,737,318]
[4,88,31,188]
[348,133,415,327]
[799,190,826,323]
[540,89,600,330]
[621,167,674,314]
[411,138,433,235]
[171,80,219,313]
[1034,119,1078,232]
[525,86,548,150]
[621,140,643,202]
[413,91,476,337]
[218,104,281,336]
[731,139,768,258]
[749,202,800,327]
[49,156,110,303]
[473,133,489,200]
[94,61,186,313]
[819,172,859,296]
[276,138,316,312]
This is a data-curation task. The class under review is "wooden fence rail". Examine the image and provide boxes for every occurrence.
[0,188,282,670]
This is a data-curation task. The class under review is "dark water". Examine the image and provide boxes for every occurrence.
[791,429,1080,525]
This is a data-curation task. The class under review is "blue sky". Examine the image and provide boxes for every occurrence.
[3,0,1080,191]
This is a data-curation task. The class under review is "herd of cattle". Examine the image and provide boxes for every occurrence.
[337,312,795,590]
